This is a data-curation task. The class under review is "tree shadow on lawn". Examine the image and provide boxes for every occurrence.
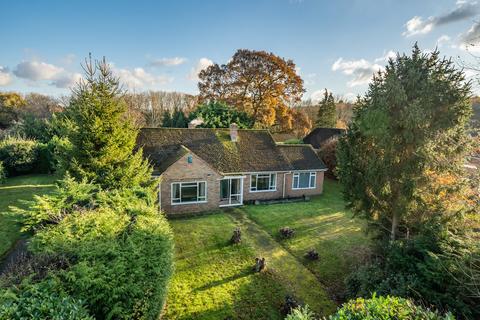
[192,266,253,292]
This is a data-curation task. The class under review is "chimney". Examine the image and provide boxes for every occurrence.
[230,123,238,142]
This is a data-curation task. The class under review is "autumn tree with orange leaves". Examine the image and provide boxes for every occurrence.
[198,49,308,133]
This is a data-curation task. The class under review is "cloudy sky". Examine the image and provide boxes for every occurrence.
[1,0,479,101]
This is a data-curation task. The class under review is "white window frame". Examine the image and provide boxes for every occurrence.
[292,172,316,190]
[171,181,207,205]
[250,173,277,192]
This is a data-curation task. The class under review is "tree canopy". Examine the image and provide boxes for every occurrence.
[189,101,254,128]
[316,89,336,128]
[58,57,152,190]
[198,49,305,131]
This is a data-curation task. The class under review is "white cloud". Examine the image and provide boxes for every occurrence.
[436,35,451,47]
[374,50,396,63]
[13,60,64,81]
[332,58,384,87]
[51,72,83,88]
[61,53,77,65]
[402,1,479,37]
[114,67,172,89]
[310,89,328,102]
[0,66,12,86]
[188,58,214,81]
[149,57,187,67]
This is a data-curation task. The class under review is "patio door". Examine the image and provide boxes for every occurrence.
[220,177,243,207]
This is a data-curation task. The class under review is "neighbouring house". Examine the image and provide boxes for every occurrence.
[137,124,327,215]
[303,127,346,150]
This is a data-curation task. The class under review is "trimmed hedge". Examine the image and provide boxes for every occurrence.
[2,179,174,320]
[0,136,54,176]
[0,161,5,184]
[329,295,454,320]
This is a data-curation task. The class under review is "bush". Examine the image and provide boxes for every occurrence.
[285,305,316,320]
[0,279,93,320]
[0,161,5,184]
[9,179,174,320]
[319,136,338,179]
[329,295,454,320]
[0,136,54,176]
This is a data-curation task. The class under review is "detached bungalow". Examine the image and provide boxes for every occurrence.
[137,124,327,215]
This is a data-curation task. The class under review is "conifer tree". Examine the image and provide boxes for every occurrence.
[161,110,173,127]
[316,89,336,128]
[172,108,187,128]
[60,56,153,190]
[337,45,474,241]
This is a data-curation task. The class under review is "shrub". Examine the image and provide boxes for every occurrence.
[0,161,5,184]
[319,136,338,179]
[329,295,454,320]
[280,227,295,239]
[11,179,174,320]
[0,279,93,320]
[0,136,54,176]
[285,305,316,320]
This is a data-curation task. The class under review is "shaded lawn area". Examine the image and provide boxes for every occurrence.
[0,174,57,258]
[165,213,287,320]
[241,179,370,300]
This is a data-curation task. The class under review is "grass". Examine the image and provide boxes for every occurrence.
[165,179,366,319]
[165,213,287,319]
[0,174,57,258]
[241,179,370,300]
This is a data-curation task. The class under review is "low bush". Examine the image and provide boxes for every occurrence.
[0,279,93,320]
[319,136,338,179]
[0,161,5,184]
[284,305,315,320]
[329,295,454,320]
[4,179,174,320]
[0,136,54,176]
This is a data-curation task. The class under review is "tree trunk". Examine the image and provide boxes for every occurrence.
[391,212,399,242]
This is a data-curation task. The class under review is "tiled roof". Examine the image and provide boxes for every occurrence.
[278,144,327,170]
[303,127,346,149]
[137,128,295,174]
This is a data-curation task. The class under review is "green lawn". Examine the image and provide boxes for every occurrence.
[0,174,57,258]
[165,213,288,320]
[165,179,368,319]
[242,179,370,300]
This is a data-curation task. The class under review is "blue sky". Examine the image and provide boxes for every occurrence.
[1,0,479,100]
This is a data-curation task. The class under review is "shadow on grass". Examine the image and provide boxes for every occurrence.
[193,266,253,293]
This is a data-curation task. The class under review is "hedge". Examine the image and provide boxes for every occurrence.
[0,161,5,184]
[0,136,54,176]
[2,179,174,320]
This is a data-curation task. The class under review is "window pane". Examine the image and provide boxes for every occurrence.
[257,176,270,190]
[309,173,316,188]
[220,180,229,199]
[198,182,206,197]
[181,185,198,202]
[293,175,299,188]
[251,175,257,190]
[270,174,276,189]
[298,173,310,188]
[172,184,180,199]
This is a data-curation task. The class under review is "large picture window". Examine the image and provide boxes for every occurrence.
[250,173,276,192]
[292,172,316,189]
[171,181,207,204]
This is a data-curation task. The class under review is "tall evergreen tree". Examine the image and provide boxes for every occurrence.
[172,108,187,128]
[337,45,474,241]
[316,89,336,128]
[161,110,173,127]
[60,57,153,190]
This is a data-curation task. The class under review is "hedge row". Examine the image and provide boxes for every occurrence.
[0,136,55,177]
[0,178,174,320]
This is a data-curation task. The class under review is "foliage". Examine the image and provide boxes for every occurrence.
[58,57,153,190]
[198,49,305,131]
[318,137,339,179]
[337,44,474,241]
[345,225,480,319]
[8,178,174,320]
[161,108,173,127]
[0,92,26,129]
[316,89,336,128]
[0,279,93,320]
[0,161,5,184]
[0,136,53,176]
[284,305,316,320]
[329,295,454,320]
[17,114,54,143]
[190,101,254,128]
[172,107,188,127]
[283,138,303,144]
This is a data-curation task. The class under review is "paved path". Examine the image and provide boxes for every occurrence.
[226,208,336,317]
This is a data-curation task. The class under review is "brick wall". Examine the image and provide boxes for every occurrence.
[160,152,221,215]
